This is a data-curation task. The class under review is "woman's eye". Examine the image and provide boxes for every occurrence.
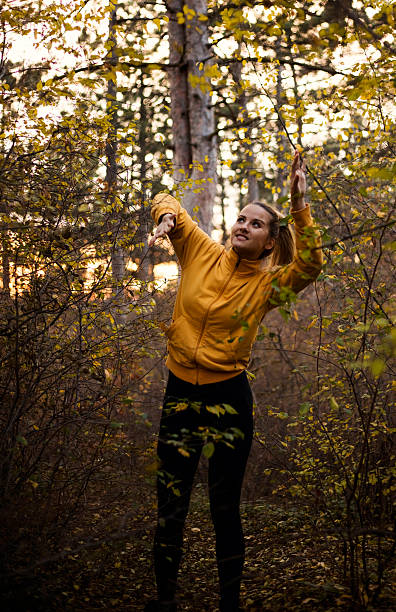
[253,221,260,227]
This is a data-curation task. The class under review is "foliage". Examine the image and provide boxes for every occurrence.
[0,0,395,610]
[251,169,395,607]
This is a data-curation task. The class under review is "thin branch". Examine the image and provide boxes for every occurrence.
[315,220,396,253]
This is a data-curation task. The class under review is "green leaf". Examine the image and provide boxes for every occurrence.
[277,195,289,205]
[371,358,385,377]
[206,404,223,416]
[110,421,124,429]
[299,402,310,417]
[346,87,360,101]
[329,397,339,411]
[16,435,28,446]
[223,403,238,414]
[279,214,292,227]
[203,442,215,459]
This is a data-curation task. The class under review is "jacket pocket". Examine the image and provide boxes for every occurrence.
[232,327,256,368]
[166,315,197,368]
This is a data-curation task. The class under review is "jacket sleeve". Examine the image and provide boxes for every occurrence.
[151,192,221,268]
[261,205,323,311]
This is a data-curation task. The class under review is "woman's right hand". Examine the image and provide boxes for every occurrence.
[290,150,307,211]
[148,213,176,247]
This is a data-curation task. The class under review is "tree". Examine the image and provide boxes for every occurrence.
[0,1,395,608]
[167,0,217,233]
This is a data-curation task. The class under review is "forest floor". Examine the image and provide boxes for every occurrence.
[3,491,395,612]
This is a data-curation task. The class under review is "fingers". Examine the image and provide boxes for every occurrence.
[148,227,166,247]
[291,174,301,200]
[148,216,175,247]
[148,233,156,247]
[148,233,157,247]
[290,151,306,210]
[291,167,306,191]
[148,226,162,247]
[291,149,300,174]
[292,149,306,174]
[165,213,176,227]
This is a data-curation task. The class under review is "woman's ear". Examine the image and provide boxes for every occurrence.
[265,237,275,251]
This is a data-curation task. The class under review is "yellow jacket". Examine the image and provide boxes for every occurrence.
[152,193,323,385]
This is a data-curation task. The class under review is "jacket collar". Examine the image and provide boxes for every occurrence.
[226,247,263,275]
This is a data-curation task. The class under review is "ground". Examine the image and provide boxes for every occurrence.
[3,490,395,612]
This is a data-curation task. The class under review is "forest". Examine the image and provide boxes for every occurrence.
[0,0,395,610]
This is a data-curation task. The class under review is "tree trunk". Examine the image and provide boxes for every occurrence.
[167,0,191,183]
[1,250,10,296]
[167,0,217,234]
[105,3,125,285]
[136,71,152,281]
[0,200,10,297]
[218,166,227,244]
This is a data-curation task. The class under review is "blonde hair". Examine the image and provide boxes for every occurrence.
[251,201,296,266]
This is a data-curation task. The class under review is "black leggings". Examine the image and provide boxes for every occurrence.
[153,371,253,611]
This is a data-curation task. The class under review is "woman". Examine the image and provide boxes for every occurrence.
[145,151,322,612]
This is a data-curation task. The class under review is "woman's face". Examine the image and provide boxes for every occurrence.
[230,204,275,260]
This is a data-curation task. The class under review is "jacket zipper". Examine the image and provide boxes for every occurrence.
[193,256,240,384]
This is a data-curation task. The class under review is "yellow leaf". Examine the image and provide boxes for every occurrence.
[371,358,385,377]
[329,397,339,411]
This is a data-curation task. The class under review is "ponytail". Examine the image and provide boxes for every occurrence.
[251,201,296,266]
[271,223,296,266]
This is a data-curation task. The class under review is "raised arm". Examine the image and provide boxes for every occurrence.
[262,151,323,308]
[149,192,220,267]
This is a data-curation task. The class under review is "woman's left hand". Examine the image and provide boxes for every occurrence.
[290,150,306,211]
